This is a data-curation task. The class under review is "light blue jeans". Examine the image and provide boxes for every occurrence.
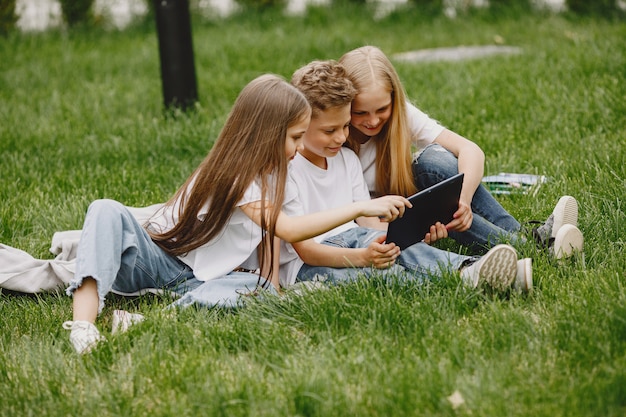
[66,199,276,312]
[297,227,475,285]
[413,144,522,250]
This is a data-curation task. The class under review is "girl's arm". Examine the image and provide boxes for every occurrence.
[355,215,388,231]
[241,195,411,243]
[292,234,399,269]
[434,129,484,232]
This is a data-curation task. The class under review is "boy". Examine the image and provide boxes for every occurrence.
[279,60,527,291]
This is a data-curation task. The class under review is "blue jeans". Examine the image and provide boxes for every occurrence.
[168,272,278,309]
[66,199,274,312]
[297,227,475,285]
[413,144,522,250]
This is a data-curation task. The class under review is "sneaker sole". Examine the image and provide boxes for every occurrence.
[515,258,533,292]
[553,224,584,259]
[551,196,578,238]
[477,244,518,291]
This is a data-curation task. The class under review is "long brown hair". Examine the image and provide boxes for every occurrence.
[340,46,417,197]
[150,74,311,278]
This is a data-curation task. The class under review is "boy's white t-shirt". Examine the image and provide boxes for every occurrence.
[359,102,446,195]
[148,180,263,281]
[279,148,370,287]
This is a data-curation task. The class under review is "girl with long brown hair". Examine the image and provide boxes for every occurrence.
[62,74,410,354]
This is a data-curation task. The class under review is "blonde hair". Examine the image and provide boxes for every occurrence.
[340,45,417,197]
[151,74,311,279]
[291,60,357,116]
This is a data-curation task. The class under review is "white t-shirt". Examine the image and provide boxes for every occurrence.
[359,102,445,195]
[279,148,370,287]
[148,180,264,281]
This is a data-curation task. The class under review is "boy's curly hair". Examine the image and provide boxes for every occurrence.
[291,60,357,116]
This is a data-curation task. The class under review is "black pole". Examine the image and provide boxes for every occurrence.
[153,0,198,110]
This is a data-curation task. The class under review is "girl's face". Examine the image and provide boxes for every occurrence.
[350,83,392,138]
[285,114,310,160]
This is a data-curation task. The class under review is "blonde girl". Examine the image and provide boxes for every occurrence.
[63,74,409,354]
[339,46,581,253]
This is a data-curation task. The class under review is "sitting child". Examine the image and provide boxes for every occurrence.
[279,60,526,291]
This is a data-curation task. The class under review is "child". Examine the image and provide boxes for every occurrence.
[339,45,583,259]
[62,74,411,354]
[279,60,524,291]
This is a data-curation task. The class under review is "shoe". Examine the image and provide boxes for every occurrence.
[533,196,578,245]
[62,320,104,354]
[461,244,518,291]
[111,310,145,334]
[513,258,533,292]
[552,224,584,259]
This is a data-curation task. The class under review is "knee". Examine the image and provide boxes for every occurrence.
[415,144,458,174]
[413,144,459,187]
[85,199,127,224]
[87,199,124,213]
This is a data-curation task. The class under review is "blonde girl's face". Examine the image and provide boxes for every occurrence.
[285,114,310,160]
[350,83,393,138]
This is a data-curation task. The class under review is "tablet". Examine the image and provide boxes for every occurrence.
[386,173,464,250]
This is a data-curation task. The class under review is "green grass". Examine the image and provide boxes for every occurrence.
[1,6,625,416]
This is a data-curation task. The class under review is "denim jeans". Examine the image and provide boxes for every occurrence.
[66,199,275,312]
[297,227,474,285]
[413,144,522,250]
[169,272,278,309]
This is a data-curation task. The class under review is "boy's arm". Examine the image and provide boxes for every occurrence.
[292,235,399,269]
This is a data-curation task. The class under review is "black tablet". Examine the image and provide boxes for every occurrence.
[386,173,464,250]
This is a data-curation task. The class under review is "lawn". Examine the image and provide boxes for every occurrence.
[0,5,625,416]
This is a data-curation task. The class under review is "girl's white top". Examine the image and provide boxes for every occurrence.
[148,180,264,281]
[358,102,445,195]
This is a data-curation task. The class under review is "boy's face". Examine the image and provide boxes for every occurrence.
[299,104,351,169]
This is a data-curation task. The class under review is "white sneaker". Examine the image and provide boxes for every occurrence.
[533,196,579,245]
[550,196,579,239]
[62,320,104,354]
[111,310,145,334]
[553,224,584,259]
[461,244,518,291]
[513,258,533,292]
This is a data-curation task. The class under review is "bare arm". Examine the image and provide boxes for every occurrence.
[355,215,388,231]
[240,195,411,243]
[292,234,399,269]
[434,129,484,232]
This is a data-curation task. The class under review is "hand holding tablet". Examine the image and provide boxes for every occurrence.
[386,173,464,250]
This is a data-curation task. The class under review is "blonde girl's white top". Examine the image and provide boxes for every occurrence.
[279,148,370,287]
[358,101,446,195]
[148,180,264,281]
